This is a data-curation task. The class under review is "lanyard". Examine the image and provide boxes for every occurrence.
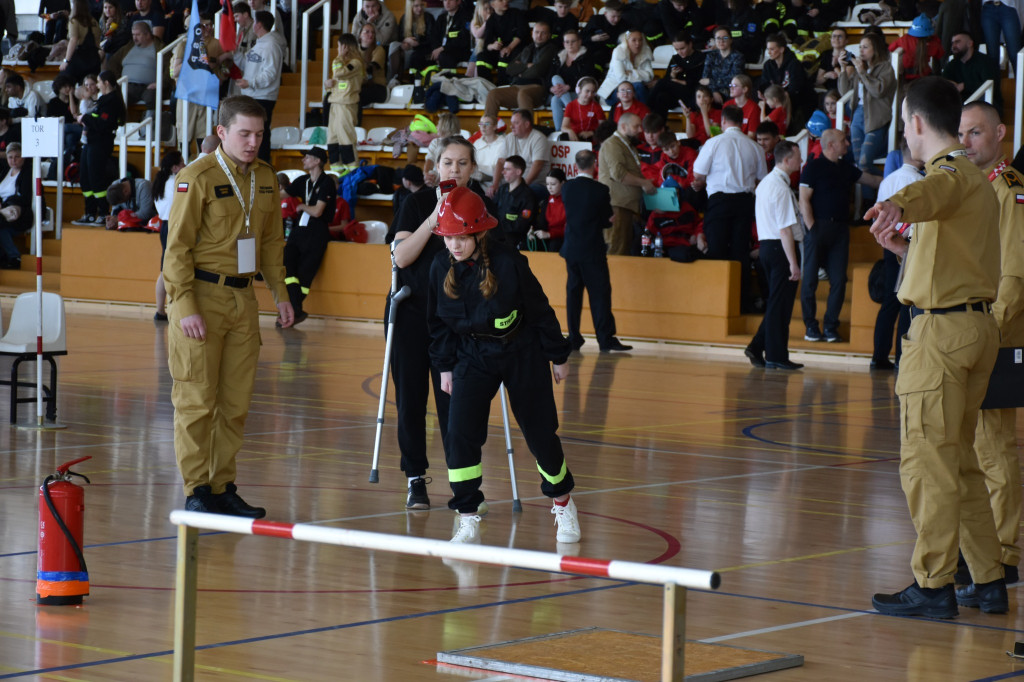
[988,158,1008,183]
[305,175,320,205]
[215,147,256,232]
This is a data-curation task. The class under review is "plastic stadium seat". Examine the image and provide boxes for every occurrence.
[0,292,67,423]
[652,45,674,70]
[362,220,388,244]
[270,126,301,149]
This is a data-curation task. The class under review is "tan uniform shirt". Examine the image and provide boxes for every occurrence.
[890,145,1000,308]
[986,159,1024,344]
[329,57,365,105]
[164,151,287,318]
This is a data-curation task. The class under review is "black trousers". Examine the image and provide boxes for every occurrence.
[649,77,696,118]
[872,248,909,363]
[256,99,275,164]
[283,224,330,313]
[704,191,755,308]
[446,338,574,513]
[750,240,799,362]
[80,140,113,216]
[387,297,450,478]
[564,256,617,348]
[800,219,849,334]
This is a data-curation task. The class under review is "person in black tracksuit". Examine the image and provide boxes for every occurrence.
[426,186,581,545]
[493,155,536,249]
[386,136,496,510]
[78,70,125,223]
[474,0,529,82]
[423,0,473,71]
[283,148,336,325]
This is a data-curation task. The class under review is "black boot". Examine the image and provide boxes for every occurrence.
[328,143,340,165]
[215,482,266,518]
[185,485,222,513]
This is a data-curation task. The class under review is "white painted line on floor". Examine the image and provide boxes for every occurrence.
[700,611,869,643]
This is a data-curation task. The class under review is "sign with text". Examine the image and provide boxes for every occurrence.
[549,141,594,178]
[22,118,60,157]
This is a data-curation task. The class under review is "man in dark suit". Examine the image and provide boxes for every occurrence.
[560,150,632,353]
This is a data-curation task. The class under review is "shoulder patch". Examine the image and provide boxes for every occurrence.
[1016,193,1024,205]
[1002,169,1024,189]
[938,164,957,173]
[521,209,531,219]
[214,185,234,198]
[177,182,189,193]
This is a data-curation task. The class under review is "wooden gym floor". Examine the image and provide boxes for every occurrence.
[1,305,1023,681]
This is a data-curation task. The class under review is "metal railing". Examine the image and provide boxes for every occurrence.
[299,0,332,130]
[965,79,995,105]
[787,128,809,162]
[1015,48,1023,154]
[155,34,187,168]
[836,88,854,133]
[119,117,154,181]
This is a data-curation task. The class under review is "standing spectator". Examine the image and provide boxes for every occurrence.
[40,0,70,44]
[325,33,364,170]
[351,0,397,47]
[74,71,124,225]
[164,96,294,517]
[691,106,767,312]
[648,31,704,117]
[282,148,337,326]
[610,81,650,123]
[598,30,655,106]
[723,74,759,137]
[389,0,435,78]
[942,31,1001,109]
[548,29,598,133]
[598,112,656,256]
[867,77,1004,620]
[489,109,549,197]
[107,21,165,115]
[839,32,896,178]
[152,151,185,322]
[472,114,503,189]
[798,128,880,343]
[745,139,803,370]
[0,144,33,270]
[815,28,849,91]
[681,85,721,143]
[427,0,474,73]
[172,13,224,154]
[701,27,745,105]
[357,22,388,114]
[238,11,283,163]
[559,76,604,141]
[979,0,1020,75]
[222,3,257,96]
[483,21,558,117]
[561,149,631,352]
[581,0,627,66]
[758,33,812,124]
[474,0,529,82]
[4,74,42,125]
[889,14,944,81]
[493,155,536,248]
[104,174,156,229]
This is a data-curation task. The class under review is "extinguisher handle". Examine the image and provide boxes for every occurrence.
[67,471,91,484]
[56,455,92,475]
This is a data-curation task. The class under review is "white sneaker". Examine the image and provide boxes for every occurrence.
[451,514,481,543]
[551,498,581,543]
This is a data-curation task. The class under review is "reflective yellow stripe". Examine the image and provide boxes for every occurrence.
[449,464,483,483]
[95,190,107,199]
[537,460,567,485]
[497,61,509,68]
[730,30,741,37]
[285,276,300,285]
[494,309,518,330]
[301,286,310,294]
[475,60,493,70]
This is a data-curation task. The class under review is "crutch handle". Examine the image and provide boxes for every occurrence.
[392,285,412,304]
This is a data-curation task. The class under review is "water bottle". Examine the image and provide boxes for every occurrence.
[640,226,653,257]
[653,232,664,258]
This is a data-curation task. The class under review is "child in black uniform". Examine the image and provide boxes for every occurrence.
[427,187,581,545]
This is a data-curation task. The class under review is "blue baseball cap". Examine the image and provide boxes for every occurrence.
[806,110,830,137]
[909,14,934,38]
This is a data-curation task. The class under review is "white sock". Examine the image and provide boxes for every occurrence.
[408,476,420,484]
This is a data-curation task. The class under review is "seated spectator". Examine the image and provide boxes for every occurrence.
[560,76,604,141]
[533,0,577,41]
[63,0,103,84]
[99,0,129,57]
[791,0,844,37]
[392,163,429,218]
[473,0,529,82]
[484,20,558,117]
[822,88,847,129]
[815,28,848,91]
[598,30,655,106]
[611,81,650,123]
[107,20,166,114]
[532,167,566,251]
[581,0,627,66]
[680,84,721,144]
[759,33,812,124]
[424,112,462,183]
[721,0,765,64]
[104,174,156,229]
[760,84,791,135]
[489,108,549,198]
[389,0,435,79]
[351,0,397,48]
[128,0,166,41]
[649,31,704,118]
[358,22,388,113]
[724,74,758,137]
[657,0,702,44]
[0,143,32,270]
[978,0,1020,71]
[549,29,598,133]
[5,74,42,125]
[472,114,504,188]
[464,0,492,77]
[638,113,665,168]
[644,185,704,262]
[942,31,1001,109]
[47,75,84,164]
[494,154,536,248]
[889,14,943,81]
[701,27,745,105]
[653,130,698,188]
[40,0,70,44]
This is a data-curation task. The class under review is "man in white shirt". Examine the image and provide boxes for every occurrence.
[489,109,550,198]
[472,115,504,190]
[745,140,803,370]
[692,105,767,311]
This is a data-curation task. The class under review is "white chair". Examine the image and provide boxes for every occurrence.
[32,80,54,103]
[0,292,67,423]
[674,132,688,140]
[362,220,388,244]
[459,129,472,139]
[373,84,414,109]
[361,126,396,151]
[283,126,325,150]
[355,126,367,143]
[280,168,305,183]
[269,126,301,149]
[547,130,563,141]
[652,45,675,70]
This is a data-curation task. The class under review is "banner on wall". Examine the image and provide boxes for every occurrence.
[549,141,594,179]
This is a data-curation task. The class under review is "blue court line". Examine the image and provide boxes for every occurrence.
[0,581,630,679]
[741,420,898,460]
[0,531,225,560]
[972,672,1024,681]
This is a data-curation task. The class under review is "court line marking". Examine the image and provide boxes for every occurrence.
[700,612,869,642]
[972,671,1024,681]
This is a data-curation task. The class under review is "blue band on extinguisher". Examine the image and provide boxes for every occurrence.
[37,571,89,582]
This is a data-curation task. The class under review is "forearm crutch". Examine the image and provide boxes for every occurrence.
[370,242,410,483]
[499,383,523,512]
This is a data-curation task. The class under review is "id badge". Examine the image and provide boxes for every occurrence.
[299,212,310,227]
[237,236,256,274]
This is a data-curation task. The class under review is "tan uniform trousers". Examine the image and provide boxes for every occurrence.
[608,207,636,256]
[176,99,215,148]
[896,309,1001,588]
[974,406,1021,566]
[483,85,546,120]
[328,101,358,146]
[168,279,261,497]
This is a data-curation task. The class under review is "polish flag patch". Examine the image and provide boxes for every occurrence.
[177,182,189,193]
[1017,193,1024,204]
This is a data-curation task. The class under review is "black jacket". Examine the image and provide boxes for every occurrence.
[482,8,529,56]
[428,6,473,57]
[506,40,559,86]
[551,46,599,87]
[559,175,612,262]
[82,91,125,146]
[494,182,536,249]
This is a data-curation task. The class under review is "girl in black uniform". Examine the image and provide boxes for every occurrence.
[426,187,581,545]
[77,70,124,224]
[387,136,495,511]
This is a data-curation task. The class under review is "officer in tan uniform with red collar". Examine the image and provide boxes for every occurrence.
[164,95,294,517]
[867,77,1005,619]
[953,101,1024,601]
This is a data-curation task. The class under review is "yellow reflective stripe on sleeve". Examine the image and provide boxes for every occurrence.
[449,464,483,482]
[537,460,568,485]
[475,60,493,70]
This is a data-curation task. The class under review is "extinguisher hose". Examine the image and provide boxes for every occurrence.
[42,475,89,575]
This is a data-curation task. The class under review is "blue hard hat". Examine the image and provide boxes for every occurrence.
[806,110,830,137]
[909,14,933,38]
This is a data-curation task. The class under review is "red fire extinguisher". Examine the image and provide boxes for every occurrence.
[37,456,92,606]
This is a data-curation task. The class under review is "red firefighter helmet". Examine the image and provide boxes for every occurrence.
[433,186,497,236]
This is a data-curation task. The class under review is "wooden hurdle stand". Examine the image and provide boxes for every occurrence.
[168,511,721,682]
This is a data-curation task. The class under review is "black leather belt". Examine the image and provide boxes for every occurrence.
[910,302,990,318]
[469,322,522,345]
[194,268,252,289]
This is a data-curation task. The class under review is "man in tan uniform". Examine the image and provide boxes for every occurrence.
[954,101,1024,602]
[867,77,1005,618]
[597,112,655,256]
[164,96,295,517]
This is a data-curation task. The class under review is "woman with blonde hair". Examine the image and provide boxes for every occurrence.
[389,0,435,79]
[464,0,492,77]
[424,113,463,183]
[597,29,655,105]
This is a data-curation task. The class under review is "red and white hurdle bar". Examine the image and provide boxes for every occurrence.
[169,510,721,682]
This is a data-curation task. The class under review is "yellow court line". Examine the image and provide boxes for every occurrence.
[0,630,132,656]
[716,540,914,573]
